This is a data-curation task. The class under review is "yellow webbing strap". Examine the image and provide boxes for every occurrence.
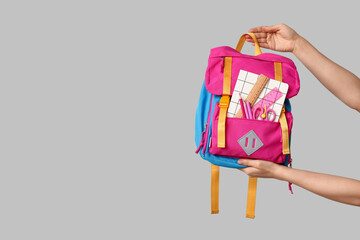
[236,33,262,56]
[246,177,258,219]
[211,164,220,214]
[218,96,230,148]
[274,62,290,154]
[223,57,232,95]
[217,56,232,148]
[279,109,290,154]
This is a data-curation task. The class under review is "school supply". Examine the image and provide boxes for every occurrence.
[252,87,283,114]
[228,74,269,118]
[245,102,253,119]
[229,70,289,122]
[239,97,247,120]
[254,104,276,121]
[195,33,300,218]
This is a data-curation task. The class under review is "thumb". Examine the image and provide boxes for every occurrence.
[238,159,257,167]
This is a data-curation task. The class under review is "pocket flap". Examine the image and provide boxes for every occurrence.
[204,46,300,98]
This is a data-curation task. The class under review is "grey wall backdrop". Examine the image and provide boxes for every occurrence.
[1,0,359,239]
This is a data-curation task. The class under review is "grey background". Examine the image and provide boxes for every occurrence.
[1,0,359,239]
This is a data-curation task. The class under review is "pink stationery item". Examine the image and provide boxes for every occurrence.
[246,102,253,119]
[239,98,247,119]
[253,104,276,121]
[252,87,284,121]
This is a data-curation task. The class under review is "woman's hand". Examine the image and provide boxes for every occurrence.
[246,23,301,53]
[238,159,360,206]
[238,159,283,179]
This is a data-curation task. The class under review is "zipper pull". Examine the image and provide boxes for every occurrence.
[220,57,225,73]
[288,182,293,194]
[288,157,293,194]
[195,123,207,154]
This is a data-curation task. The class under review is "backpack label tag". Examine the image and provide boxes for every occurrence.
[237,130,264,156]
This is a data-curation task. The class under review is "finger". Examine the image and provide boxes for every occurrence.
[246,41,271,49]
[239,167,256,177]
[261,24,281,33]
[255,37,268,43]
[258,42,270,49]
[249,25,279,33]
[248,26,265,33]
[245,37,254,43]
[246,32,267,39]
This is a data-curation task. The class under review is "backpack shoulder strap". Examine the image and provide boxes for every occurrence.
[211,164,220,214]
[275,62,290,154]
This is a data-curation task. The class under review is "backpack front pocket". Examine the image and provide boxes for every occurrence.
[209,103,286,163]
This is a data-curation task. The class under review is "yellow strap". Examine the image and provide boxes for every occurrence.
[274,62,290,154]
[211,164,220,214]
[217,56,232,148]
[223,57,232,95]
[274,61,283,81]
[279,109,290,154]
[217,96,230,148]
[246,177,257,219]
[236,33,262,56]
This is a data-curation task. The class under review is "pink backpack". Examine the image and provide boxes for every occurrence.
[195,33,300,218]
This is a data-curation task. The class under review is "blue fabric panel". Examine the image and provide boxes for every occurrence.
[195,82,212,148]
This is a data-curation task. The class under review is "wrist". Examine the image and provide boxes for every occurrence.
[272,164,291,181]
[292,35,306,56]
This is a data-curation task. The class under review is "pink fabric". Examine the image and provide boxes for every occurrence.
[209,104,294,163]
[205,46,300,98]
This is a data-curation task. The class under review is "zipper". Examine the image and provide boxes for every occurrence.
[195,123,207,154]
[288,157,293,194]
[202,95,214,155]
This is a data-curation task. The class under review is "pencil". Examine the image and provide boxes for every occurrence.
[240,98,247,119]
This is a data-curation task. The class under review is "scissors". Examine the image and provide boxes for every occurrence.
[253,104,276,121]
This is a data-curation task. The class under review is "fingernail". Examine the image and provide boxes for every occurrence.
[238,159,243,164]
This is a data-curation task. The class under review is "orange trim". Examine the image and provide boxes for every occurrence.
[217,96,230,148]
[223,57,232,95]
[274,62,290,155]
[218,56,231,149]
[211,164,220,214]
[246,177,257,219]
[236,33,262,56]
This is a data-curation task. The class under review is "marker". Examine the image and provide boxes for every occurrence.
[246,102,253,119]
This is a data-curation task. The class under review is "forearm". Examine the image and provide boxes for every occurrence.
[293,36,360,111]
[274,165,360,206]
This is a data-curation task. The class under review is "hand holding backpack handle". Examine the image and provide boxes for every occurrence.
[246,23,360,111]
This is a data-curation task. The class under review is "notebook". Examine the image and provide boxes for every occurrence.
[227,70,289,122]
